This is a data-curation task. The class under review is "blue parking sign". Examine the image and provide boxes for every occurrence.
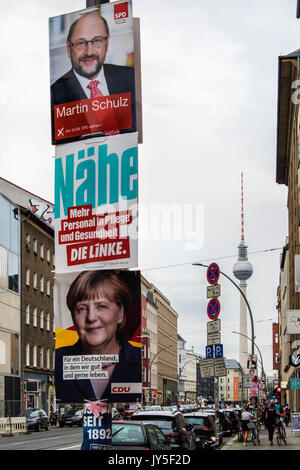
[215,344,223,358]
[206,345,214,359]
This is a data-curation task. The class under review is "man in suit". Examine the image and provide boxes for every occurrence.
[51,11,136,143]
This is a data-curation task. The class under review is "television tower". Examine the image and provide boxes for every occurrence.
[233,172,253,370]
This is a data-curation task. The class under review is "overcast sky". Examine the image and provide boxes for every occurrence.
[1,0,299,377]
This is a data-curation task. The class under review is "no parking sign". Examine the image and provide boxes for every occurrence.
[207,298,221,320]
[207,263,220,285]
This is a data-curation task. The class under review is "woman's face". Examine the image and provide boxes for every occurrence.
[72,290,124,353]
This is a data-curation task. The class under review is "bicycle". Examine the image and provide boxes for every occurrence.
[276,418,287,446]
[248,421,260,446]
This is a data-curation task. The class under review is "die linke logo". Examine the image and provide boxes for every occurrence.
[114,2,129,21]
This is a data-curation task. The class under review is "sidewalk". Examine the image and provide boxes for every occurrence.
[222,424,300,450]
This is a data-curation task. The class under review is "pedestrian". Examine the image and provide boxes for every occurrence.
[265,402,283,446]
[241,405,253,446]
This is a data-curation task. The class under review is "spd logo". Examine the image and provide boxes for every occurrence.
[114,2,128,21]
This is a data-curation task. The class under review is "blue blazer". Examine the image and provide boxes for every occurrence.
[55,334,141,404]
[50,64,136,144]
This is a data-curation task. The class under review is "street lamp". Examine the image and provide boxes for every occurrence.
[193,262,255,355]
[149,343,175,404]
[232,331,264,376]
[178,357,199,403]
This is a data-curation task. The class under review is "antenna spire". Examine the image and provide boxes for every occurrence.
[241,172,244,242]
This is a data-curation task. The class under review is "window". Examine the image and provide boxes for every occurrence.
[39,347,44,368]
[26,344,30,366]
[46,313,50,331]
[25,304,30,325]
[47,248,51,263]
[25,269,30,286]
[40,243,44,259]
[33,345,37,367]
[275,333,279,344]
[47,280,51,296]
[25,233,30,250]
[33,239,37,254]
[40,276,44,293]
[33,307,37,327]
[33,272,37,289]
[40,310,44,329]
[47,349,50,369]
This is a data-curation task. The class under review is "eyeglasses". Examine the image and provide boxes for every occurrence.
[69,36,108,51]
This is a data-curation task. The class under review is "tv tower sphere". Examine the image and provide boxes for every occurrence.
[233,172,253,282]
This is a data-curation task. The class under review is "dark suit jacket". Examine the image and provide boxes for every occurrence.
[55,334,141,404]
[50,64,136,144]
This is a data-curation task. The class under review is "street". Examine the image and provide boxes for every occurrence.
[0,426,82,451]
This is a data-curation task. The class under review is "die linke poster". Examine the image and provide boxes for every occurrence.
[49,1,137,145]
[54,132,138,273]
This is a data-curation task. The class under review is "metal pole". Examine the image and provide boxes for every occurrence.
[297,0,300,18]
[193,263,255,355]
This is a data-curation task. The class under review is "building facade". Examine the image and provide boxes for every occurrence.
[152,286,178,405]
[276,50,300,411]
[141,276,158,404]
[0,178,55,416]
[219,359,243,404]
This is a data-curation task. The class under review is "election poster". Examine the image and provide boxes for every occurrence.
[54,269,142,404]
[49,0,141,144]
[54,132,138,273]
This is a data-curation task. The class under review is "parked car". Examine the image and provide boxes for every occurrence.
[112,421,171,450]
[21,409,49,432]
[143,405,162,411]
[217,410,233,436]
[59,409,83,427]
[123,403,141,419]
[183,412,223,450]
[130,410,196,450]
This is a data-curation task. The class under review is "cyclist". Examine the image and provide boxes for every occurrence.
[265,402,284,446]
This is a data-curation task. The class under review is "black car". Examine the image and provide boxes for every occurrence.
[183,412,223,450]
[21,409,49,432]
[130,410,196,450]
[112,421,171,450]
[59,409,83,427]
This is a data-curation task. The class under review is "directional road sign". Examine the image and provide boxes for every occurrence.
[207,284,221,298]
[207,263,220,285]
[207,332,221,345]
[207,319,221,334]
[207,298,221,320]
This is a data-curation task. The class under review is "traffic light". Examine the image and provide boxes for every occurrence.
[276,387,281,393]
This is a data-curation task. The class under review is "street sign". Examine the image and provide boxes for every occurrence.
[214,344,223,358]
[207,332,221,345]
[206,345,214,359]
[207,298,221,320]
[199,359,214,378]
[289,348,300,367]
[213,358,227,377]
[207,319,221,334]
[207,284,221,298]
[207,263,220,285]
